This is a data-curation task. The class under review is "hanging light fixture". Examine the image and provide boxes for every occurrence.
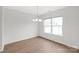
[32,6,42,22]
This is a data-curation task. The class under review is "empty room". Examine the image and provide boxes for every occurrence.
[0,6,79,53]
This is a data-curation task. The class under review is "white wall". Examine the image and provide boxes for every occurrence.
[3,7,38,45]
[0,7,2,51]
[39,7,79,48]
[1,6,79,51]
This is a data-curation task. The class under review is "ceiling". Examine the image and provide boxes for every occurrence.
[4,6,67,15]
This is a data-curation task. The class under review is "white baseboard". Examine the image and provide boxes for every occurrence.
[5,35,37,45]
[39,36,79,49]
[2,35,37,51]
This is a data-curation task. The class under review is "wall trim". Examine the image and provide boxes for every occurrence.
[2,36,79,52]
[2,35,37,52]
[39,36,79,52]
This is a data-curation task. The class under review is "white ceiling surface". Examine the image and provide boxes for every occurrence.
[4,6,67,15]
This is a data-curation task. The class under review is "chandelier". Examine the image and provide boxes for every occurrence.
[32,6,42,22]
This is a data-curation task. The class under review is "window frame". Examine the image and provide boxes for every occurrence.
[44,17,63,36]
[44,18,52,34]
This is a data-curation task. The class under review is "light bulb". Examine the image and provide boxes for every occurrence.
[35,19,38,21]
[39,19,42,22]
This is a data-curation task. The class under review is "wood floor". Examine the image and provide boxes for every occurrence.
[3,36,78,53]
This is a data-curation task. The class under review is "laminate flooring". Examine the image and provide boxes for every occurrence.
[3,37,77,53]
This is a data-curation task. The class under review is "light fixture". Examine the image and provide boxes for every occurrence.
[32,6,42,22]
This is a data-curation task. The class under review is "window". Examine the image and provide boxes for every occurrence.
[44,17,63,36]
[52,17,63,36]
[44,19,51,33]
